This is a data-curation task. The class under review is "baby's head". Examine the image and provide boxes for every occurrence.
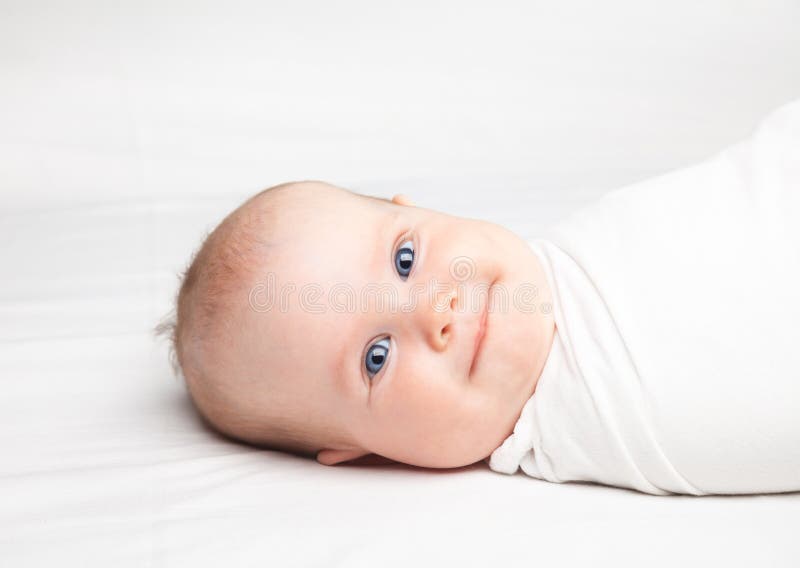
[163,181,554,468]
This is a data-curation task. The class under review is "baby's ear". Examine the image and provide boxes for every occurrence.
[316,447,370,466]
[391,194,415,207]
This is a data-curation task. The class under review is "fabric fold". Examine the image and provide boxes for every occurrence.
[490,99,800,496]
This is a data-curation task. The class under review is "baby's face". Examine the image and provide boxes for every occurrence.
[234,182,554,468]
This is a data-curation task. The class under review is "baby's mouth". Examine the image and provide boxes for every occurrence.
[468,284,491,376]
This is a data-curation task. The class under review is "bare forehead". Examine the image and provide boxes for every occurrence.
[266,195,395,276]
[258,184,387,238]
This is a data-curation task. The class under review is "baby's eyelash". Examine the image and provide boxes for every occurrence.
[359,231,418,386]
[364,336,391,380]
[392,232,417,280]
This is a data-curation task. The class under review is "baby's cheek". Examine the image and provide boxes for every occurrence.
[392,376,468,431]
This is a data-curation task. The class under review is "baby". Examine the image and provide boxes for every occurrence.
[162,181,556,469]
[161,99,800,495]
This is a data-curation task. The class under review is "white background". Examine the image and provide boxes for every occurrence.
[4,0,800,213]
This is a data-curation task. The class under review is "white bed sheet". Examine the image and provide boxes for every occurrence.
[2,185,799,567]
[2,1,800,566]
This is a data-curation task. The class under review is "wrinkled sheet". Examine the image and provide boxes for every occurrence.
[491,100,800,495]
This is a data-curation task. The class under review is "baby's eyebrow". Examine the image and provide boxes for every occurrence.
[331,208,397,395]
[332,309,364,396]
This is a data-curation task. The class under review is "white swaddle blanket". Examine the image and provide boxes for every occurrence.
[489,99,800,495]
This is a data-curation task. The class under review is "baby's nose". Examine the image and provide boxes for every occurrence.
[419,285,457,351]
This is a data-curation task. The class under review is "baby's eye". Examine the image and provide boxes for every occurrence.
[365,337,390,378]
[394,239,415,279]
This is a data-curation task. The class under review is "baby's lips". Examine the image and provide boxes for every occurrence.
[467,290,490,376]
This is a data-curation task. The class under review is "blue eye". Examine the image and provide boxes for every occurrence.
[365,337,390,378]
[394,239,415,279]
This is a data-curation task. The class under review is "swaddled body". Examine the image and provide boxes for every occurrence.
[490,100,800,495]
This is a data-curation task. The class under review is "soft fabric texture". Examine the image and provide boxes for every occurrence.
[490,99,800,495]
